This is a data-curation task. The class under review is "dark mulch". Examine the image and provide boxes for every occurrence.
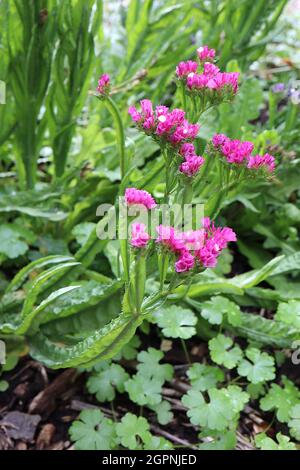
[0,332,298,450]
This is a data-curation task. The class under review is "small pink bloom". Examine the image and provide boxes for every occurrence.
[130,223,150,248]
[175,250,195,272]
[220,138,254,164]
[197,45,216,62]
[176,60,198,78]
[247,153,276,172]
[183,230,205,251]
[156,225,185,253]
[180,143,196,159]
[125,188,157,210]
[196,218,237,268]
[179,155,205,177]
[169,120,200,144]
[140,99,153,117]
[212,134,229,147]
[97,74,110,95]
[128,106,142,122]
[203,62,220,77]
[187,73,208,89]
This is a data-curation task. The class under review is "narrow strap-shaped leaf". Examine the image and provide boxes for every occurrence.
[226,312,299,348]
[35,280,124,326]
[174,280,244,298]
[5,255,75,293]
[29,313,143,369]
[0,264,80,334]
[229,255,284,289]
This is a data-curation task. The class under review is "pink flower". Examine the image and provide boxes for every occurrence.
[196,217,237,268]
[213,72,240,94]
[220,138,254,164]
[140,99,153,117]
[187,73,209,89]
[169,120,200,144]
[175,250,195,272]
[179,143,196,159]
[203,62,220,77]
[130,223,150,248]
[125,188,157,210]
[176,60,198,78]
[97,74,110,95]
[156,225,185,253]
[197,45,216,62]
[128,106,142,122]
[128,100,199,150]
[183,230,205,251]
[179,155,205,177]
[212,134,229,147]
[247,153,276,173]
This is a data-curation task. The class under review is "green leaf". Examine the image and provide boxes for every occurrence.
[260,376,300,423]
[87,363,129,402]
[237,348,275,384]
[209,334,243,369]
[270,251,300,277]
[200,296,241,326]
[113,335,141,361]
[227,312,298,348]
[116,413,150,450]
[125,374,163,406]
[142,434,173,450]
[182,389,236,431]
[275,301,300,330]
[153,306,197,339]
[198,430,237,450]
[230,255,284,289]
[247,382,266,400]
[288,405,300,441]
[0,380,9,392]
[187,363,225,391]
[137,348,173,382]
[223,385,249,415]
[29,313,143,369]
[69,409,116,450]
[5,255,75,294]
[255,432,297,451]
[72,223,97,246]
[0,224,30,259]
[149,400,173,426]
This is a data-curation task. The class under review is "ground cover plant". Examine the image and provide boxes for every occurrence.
[0,0,299,452]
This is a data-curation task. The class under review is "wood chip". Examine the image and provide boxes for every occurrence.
[28,369,78,415]
[36,423,55,449]
[0,411,41,442]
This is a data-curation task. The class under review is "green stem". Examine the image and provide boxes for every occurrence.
[180,81,187,111]
[181,338,191,365]
[103,96,126,180]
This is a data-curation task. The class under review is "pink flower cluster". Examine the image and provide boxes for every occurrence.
[128,100,199,148]
[130,223,150,248]
[176,46,239,97]
[247,154,276,173]
[156,217,236,272]
[125,188,157,209]
[212,134,276,172]
[197,217,237,268]
[176,61,198,78]
[179,143,205,177]
[197,45,216,62]
[97,74,110,95]
[187,68,239,95]
[212,134,254,164]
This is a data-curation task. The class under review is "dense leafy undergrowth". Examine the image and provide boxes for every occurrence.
[0,0,300,451]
